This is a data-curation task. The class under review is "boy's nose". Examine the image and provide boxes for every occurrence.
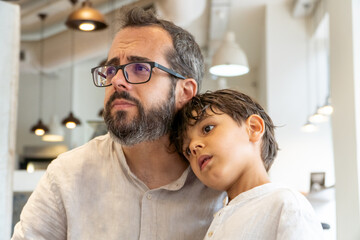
[190,141,205,155]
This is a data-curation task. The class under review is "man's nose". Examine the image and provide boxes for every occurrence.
[111,68,132,91]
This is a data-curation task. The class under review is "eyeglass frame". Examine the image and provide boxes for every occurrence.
[91,61,186,87]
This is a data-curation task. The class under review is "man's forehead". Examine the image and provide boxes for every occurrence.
[108,26,173,64]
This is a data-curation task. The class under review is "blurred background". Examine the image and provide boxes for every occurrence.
[1,0,360,239]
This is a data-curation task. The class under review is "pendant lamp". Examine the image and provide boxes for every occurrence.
[301,24,317,133]
[42,115,65,142]
[309,110,328,123]
[66,0,108,32]
[30,13,49,136]
[210,31,249,77]
[62,29,81,129]
[317,0,333,117]
[62,112,81,129]
[301,120,318,132]
[31,119,49,136]
[317,96,333,115]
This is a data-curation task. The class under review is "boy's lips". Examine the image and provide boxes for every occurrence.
[198,155,213,171]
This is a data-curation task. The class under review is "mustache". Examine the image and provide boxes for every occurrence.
[107,91,140,108]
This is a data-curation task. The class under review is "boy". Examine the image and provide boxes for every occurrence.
[171,89,324,239]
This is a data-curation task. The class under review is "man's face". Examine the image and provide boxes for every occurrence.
[103,26,178,145]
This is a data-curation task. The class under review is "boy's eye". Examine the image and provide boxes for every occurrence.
[184,147,191,157]
[203,125,214,134]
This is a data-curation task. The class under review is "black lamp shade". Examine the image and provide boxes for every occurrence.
[65,1,107,31]
[62,112,81,129]
[30,119,49,135]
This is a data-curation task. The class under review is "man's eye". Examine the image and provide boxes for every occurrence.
[203,125,214,133]
[106,66,116,76]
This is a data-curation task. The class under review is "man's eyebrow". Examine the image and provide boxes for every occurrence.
[105,57,119,66]
[105,56,152,66]
[128,56,152,62]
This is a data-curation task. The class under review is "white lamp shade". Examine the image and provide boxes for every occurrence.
[42,115,64,142]
[308,112,328,123]
[301,121,318,132]
[210,32,249,77]
[317,105,333,115]
[155,0,206,27]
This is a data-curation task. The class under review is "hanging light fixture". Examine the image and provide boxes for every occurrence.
[308,110,328,123]
[30,119,49,136]
[42,115,64,142]
[62,29,81,129]
[66,0,107,32]
[301,120,318,132]
[62,112,81,129]
[317,96,333,115]
[30,13,49,136]
[317,1,333,117]
[209,31,249,77]
[302,20,317,133]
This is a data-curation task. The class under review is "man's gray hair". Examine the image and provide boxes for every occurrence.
[117,7,204,92]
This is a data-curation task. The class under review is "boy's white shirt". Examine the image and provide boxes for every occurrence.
[204,183,325,240]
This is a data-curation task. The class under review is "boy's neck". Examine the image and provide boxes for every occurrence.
[226,159,271,202]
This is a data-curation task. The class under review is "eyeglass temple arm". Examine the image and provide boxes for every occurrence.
[154,63,186,79]
[98,72,107,78]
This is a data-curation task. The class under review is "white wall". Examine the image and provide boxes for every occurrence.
[0,2,20,239]
[265,1,334,192]
[16,55,105,165]
[328,0,360,238]
[70,56,106,148]
[264,3,335,236]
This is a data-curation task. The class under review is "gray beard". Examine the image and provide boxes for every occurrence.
[103,88,176,146]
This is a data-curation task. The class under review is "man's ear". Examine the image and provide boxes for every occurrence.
[246,114,265,143]
[175,78,197,109]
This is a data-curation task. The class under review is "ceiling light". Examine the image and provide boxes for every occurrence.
[30,119,49,136]
[30,13,49,136]
[42,115,64,142]
[318,105,333,115]
[317,97,333,115]
[301,121,318,132]
[210,31,249,77]
[61,29,81,129]
[66,0,107,32]
[308,111,328,123]
[62,112,81,129]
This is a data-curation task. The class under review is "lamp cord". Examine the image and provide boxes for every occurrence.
[305,17,311,118]
[70,29,74,113]
[39,13,47,120]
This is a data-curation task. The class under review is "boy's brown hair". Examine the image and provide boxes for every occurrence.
[171,89,279,171]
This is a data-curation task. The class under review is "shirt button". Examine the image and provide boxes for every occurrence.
[146,194,152,200]
[208,231,213,237]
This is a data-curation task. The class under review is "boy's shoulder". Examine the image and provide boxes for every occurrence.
[264,184,314,213]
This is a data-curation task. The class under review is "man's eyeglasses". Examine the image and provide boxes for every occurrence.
[91,61,186,87]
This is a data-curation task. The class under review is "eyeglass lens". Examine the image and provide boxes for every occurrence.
[94,62,152,86]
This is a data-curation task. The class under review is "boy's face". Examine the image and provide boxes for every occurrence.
[182,109,259,192]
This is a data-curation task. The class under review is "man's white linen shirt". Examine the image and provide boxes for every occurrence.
[204,183,325,240]
[12,134,225,240]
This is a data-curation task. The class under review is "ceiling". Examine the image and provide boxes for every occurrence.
[6,0,297,74]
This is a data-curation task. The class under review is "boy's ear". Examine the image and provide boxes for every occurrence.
[246,114,265,142]
[175,78,197,109]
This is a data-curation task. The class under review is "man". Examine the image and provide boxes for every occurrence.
[12,7,225,240]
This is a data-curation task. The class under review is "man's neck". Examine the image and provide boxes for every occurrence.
[122,135,189,189]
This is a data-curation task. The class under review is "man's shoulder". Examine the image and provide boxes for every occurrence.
[47,134,116,173]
